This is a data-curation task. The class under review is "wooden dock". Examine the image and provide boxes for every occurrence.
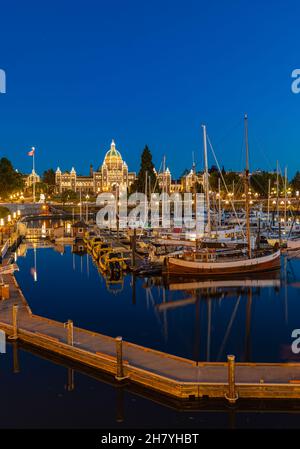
[1,258,300,403]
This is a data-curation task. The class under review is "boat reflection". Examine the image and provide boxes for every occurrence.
[15,243,293,364]
[143,271,281,362]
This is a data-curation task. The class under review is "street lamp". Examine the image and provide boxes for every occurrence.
[0,218,4,245]
[85,194,89,223]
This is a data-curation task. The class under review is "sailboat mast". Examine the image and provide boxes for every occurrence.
[202,124,211,237]
[284,167,287,231]
[276,160,279,223]
[218,176,221,229]
[267,177,271,225]
[244,114,251,258]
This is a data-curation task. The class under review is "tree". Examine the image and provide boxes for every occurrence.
[34,182,48,195]
[251,171,278,196]
[61,189,77,204]
[224,171,242,191]
[0,206,10,219]
[42,168,56,194]
[208,170,241,194]
[291,171,300,192]
[209,165,218,174]
[208,171,219,191]
[43,168,55,185]
[131,145,157,194]
[0,157,24,199]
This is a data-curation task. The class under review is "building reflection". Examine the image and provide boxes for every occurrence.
[144,272,281,363]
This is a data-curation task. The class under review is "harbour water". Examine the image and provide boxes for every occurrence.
[1,244,300,428]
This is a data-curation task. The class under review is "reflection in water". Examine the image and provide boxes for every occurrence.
[5,246,300,427]
[14,243,299,364]
[4,340,300,429]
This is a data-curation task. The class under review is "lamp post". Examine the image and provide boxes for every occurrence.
[85,194,89,223]
[0,218,4,245]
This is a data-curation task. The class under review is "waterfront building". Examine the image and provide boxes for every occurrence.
[72,220,89,239]
[181,168,203,192]
[156,166,204,193]
[156,167,172,192]
[55,140,136,194]
[24,169,40,188]
[22,140,205,197]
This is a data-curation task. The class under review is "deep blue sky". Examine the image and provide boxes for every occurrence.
[0,0,300,178]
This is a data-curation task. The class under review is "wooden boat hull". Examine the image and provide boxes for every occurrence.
[287,239,300,251]
[166,250,281,276]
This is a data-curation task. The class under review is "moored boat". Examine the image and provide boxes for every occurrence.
[166,249,281,276]
[165,115,281,277]
[287,238,300,251]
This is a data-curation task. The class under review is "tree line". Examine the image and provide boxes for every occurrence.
[1,152,300,200]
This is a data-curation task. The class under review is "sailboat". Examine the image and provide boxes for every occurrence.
[166,115,281,276]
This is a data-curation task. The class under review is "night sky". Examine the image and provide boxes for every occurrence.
[0,0,300,178]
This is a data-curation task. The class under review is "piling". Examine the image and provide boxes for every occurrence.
[8,305,18,340]
[131,229,136,269]
[225,354,238,403]
[67,368,75,391]
[115,336,126,380]
[67,320,74,346]
[12,341,20,374]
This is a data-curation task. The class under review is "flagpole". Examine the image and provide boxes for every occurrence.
[32,147,36,204]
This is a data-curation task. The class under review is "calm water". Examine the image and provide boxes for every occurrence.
[13,245,300,363]
[1,243,300,428]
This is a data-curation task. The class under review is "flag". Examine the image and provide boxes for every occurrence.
[28,147,35,156]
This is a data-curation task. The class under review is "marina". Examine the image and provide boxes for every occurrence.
[2,0,300,434]
[1,228,300,410]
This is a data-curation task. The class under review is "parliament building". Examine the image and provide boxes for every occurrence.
[55,140,136,194]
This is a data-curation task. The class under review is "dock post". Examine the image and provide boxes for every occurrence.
[12,341,20,374]
[131,229,136,269]
[116,386,125,423]
[67,368,75,391]
[115,336,125,380]
[8,305,19,340]
[225,354,238,403]
[67,320,74,346]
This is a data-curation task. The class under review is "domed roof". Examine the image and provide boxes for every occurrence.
[103,140,122,164]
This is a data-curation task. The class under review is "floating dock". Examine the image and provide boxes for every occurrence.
[1,257,300,404]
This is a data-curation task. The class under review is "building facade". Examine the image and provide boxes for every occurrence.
[157,167,203,194]
[25,140,205,196]
[24,169,40,188]
[55,140,136,194]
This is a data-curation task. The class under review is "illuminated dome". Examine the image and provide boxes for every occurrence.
[103,139,122,165]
